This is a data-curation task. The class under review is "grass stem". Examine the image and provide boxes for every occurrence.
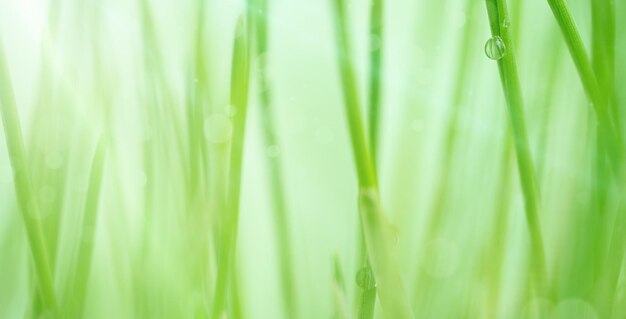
[544,0,624,168]
[484,0,548,296]
[368,0,384,166]
[331,0,413,317]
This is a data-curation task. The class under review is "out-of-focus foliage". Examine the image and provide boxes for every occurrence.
[1,0,625,318]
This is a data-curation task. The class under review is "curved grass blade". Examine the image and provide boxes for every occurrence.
[544,0,624,169]
[0,39,57,313]
[62,134,107,317]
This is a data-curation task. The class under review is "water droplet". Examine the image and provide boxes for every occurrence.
[204,114,233,144]
[266,145,281,158]
[355,267,376,289]
[484,36,506,60]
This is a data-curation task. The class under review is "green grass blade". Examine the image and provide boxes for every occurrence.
[211,16,251,319]
[356,1,385,317]
[331,0,413,317]
[0,40,57,313]
[589,2,617,313]
[544,0,603,108]
[250,0,299,317]
[544,0,624,168]
[330,0,377,189]
[412,0,480,312]
[367,0,383,165]
[62,134,107,317]
[332,254,351,319]
[484,0,548,296]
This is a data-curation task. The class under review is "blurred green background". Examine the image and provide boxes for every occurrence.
[1,0,626,318]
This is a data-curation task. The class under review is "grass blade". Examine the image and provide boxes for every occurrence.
[332,254,351,319]
[62,134,107,317]
[0,40,57,313]
[484,0,548,297]
[331,0,413,317]
[250,0,299,317]
[368,0,384,165]
[544,0,624,169]
[211,16,251,319]
[356,1,385,317]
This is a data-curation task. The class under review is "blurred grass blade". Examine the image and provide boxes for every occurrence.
[412,0,480,313]
[250,0,299,317]
[0,40,57,313]
[357,0,385,317]
[63,134,107,317]
[211,15,251,319]
[332,254,350,319]
[368,0,383,165]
